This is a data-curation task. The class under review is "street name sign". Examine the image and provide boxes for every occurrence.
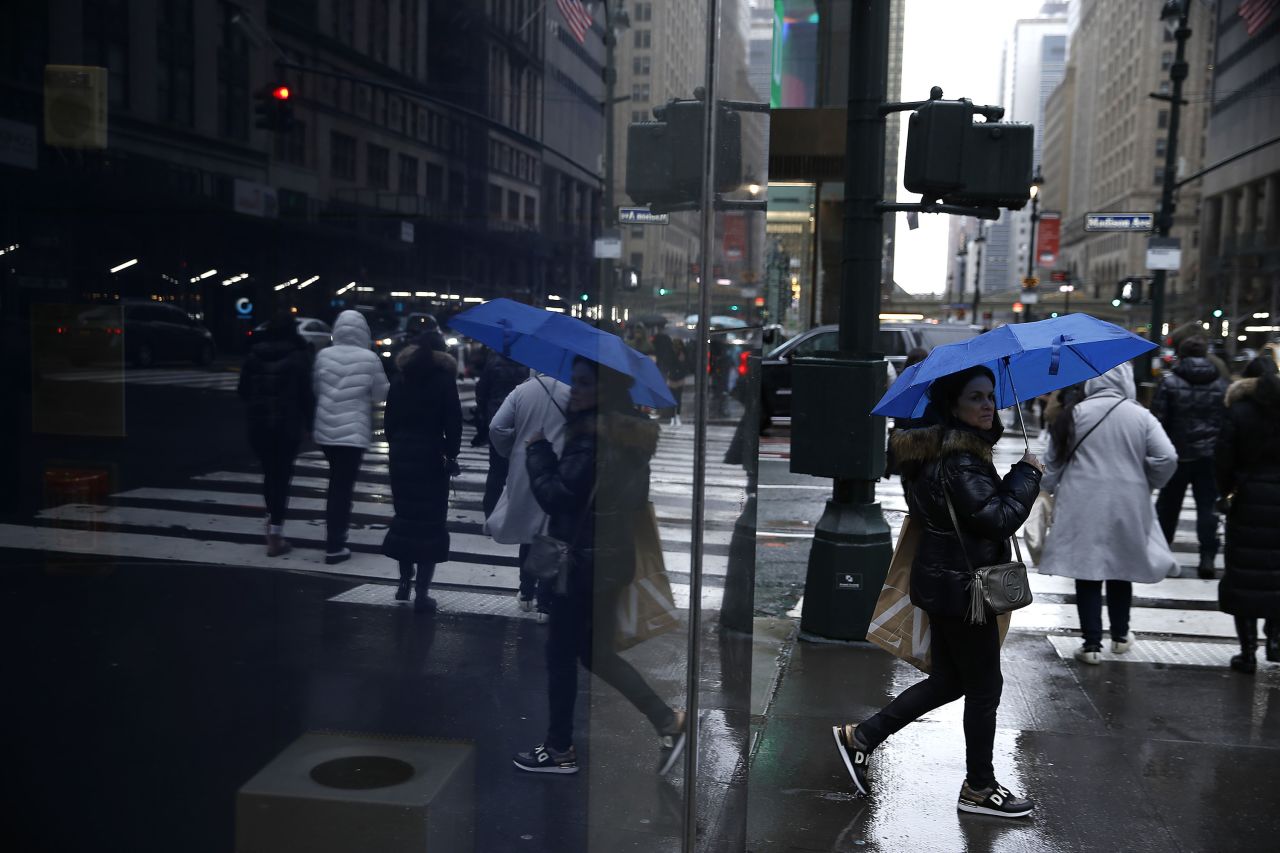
[1085,212,1154,232]
[1146,236,1182,271]
[618,207,670,225]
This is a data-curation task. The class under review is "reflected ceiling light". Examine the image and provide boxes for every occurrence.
[336,282,357,295]
[298,275,320,289]
[548,294,563,301]
[463,297,484,303]
[391,291,412,297]
[274,278,298,291]
[110,258,139,273]
[189,268,217,283]
[415,291,432,297]
[545,306,566,313]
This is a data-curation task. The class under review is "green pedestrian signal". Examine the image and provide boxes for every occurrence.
[1211,308,1223,318]
[579,293,589,302]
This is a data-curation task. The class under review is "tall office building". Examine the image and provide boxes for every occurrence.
[1044,0,1214,325]
[1197,1,1280,347]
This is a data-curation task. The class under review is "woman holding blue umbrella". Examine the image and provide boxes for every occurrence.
[513,356,686,776]
[834,364,1043,818]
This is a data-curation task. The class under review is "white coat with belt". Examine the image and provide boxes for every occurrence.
[1038,362,1180,583]
[483,375,571,545]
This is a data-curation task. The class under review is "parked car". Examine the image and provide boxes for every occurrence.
[250,316,332,353]
[760,322,981,422]
[69,302,216,367]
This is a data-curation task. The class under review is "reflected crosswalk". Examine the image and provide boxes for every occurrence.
[38,366,244,392]
[0,398,749,611]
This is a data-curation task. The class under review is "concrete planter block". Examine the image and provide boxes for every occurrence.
[236,731,475,853]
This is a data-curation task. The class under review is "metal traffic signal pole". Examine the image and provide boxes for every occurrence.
[1150,0,1192,345]
[598,2,620,326]
[795,0,893,641]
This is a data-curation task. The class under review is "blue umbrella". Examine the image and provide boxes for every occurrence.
[872,313,1156,446]
[447,298,676,409]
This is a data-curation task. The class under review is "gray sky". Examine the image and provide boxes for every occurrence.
[892,0,1045,294]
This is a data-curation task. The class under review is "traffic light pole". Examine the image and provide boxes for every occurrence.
[1024,194,1039,322]
[598,4,619,327]
[1151,0,1192,345]
[795,0,893,642]
[972,226,985,324]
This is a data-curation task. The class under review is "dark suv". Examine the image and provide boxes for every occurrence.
[70,302,217,367]
[761,322,981,422]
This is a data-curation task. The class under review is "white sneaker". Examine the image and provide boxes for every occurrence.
[1074,645,1102,665]
[1112,632,1136,654]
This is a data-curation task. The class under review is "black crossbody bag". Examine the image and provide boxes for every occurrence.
[943,484,1033,625]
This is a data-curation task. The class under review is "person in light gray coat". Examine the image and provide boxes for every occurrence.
[1038,362,1179,664]
[484,374,572,611]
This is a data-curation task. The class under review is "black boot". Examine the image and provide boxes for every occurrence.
[396,561,414,601]
[1197,552,1217,580]
[1231,616,1257,674]
[414,562,437,614]
[1265,620,1279,663]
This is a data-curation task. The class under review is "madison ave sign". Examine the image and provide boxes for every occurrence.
[1084,212,1154,232]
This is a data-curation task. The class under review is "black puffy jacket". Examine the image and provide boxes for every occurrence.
[237,333,314,438]
[892,423,1041,619]
[1151,357,1229,461]
[475,355,530,429]
[526,408,658,595]
[1215,372,1280,618]
[382,345,462,563]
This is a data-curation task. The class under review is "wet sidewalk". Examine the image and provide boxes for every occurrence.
[745,619,1280,852]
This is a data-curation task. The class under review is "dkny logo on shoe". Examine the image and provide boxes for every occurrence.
[854,752,865,765]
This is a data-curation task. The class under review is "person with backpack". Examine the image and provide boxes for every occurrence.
[237,312,315,557]
[1038,363,1178,664]
[1152,335,1230,578]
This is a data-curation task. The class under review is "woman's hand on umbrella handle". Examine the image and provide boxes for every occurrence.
[1021,451,1045,473]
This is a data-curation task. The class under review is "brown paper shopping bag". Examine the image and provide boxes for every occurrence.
[615,502,681,651]
[866,516,933,673]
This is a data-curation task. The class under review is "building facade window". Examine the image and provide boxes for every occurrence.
[367,144,390,189]
[426,162,444,199]
[332,0,355,45]
[634,28,651,48]
[400,0,420,75]
[369,0,390,64]
[449,170,465,206]
[524,195,537,225]
[1158,109,1169,129]
[398,153,418,194]
[156,0,195,127]
[507,189,520,220]
[489,184,504,218]
[84,0,130,109]
[275,121,308,166]
[633,56,650,76]
[331,131,356,179]
[632,83,650,102]
[634,2,651,23]
[217,12,250,141]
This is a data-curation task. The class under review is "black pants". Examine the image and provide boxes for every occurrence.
[545,584,673,751]
[1075,579,1132,647]
[321,445,363,552]
[1156,458,1219,557]
[517,543,538,599]
[858,614,1002,789]
[249,430,299,526]
[483,444,509,518]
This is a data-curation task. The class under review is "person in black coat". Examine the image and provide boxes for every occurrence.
[1153,335,1230,577]
[382,336,462,613]
[1215,354,1280,672]
[512,357,685,776]
[473,350,530,516]
[237,312,315,557]
[832,365,1043,819]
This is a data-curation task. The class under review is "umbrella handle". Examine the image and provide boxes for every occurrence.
[1002,356,1031,454]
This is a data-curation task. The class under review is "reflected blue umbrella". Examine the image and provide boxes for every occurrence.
[872,313,1157,448]
[447,298,676,408]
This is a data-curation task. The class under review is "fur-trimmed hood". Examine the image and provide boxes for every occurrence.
[1226,372,1280,412]
[889,424,994,466]
[568,409,660,457]
[396,344,457,377]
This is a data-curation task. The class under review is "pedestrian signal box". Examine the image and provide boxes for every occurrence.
[904,98,1034,210]
[626,99,742,213]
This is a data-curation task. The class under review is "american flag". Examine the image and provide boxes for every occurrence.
[556,0,594,44]
[1238,0,1278,35]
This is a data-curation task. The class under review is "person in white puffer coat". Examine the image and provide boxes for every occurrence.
[313,310,389,564]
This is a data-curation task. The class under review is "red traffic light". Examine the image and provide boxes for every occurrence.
[271,86,290,101]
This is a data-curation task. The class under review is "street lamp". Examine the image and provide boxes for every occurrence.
[972,226,987,325]
[954,243,968,312]
[1059,282,1075,314]
[1024,166,1044,322]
